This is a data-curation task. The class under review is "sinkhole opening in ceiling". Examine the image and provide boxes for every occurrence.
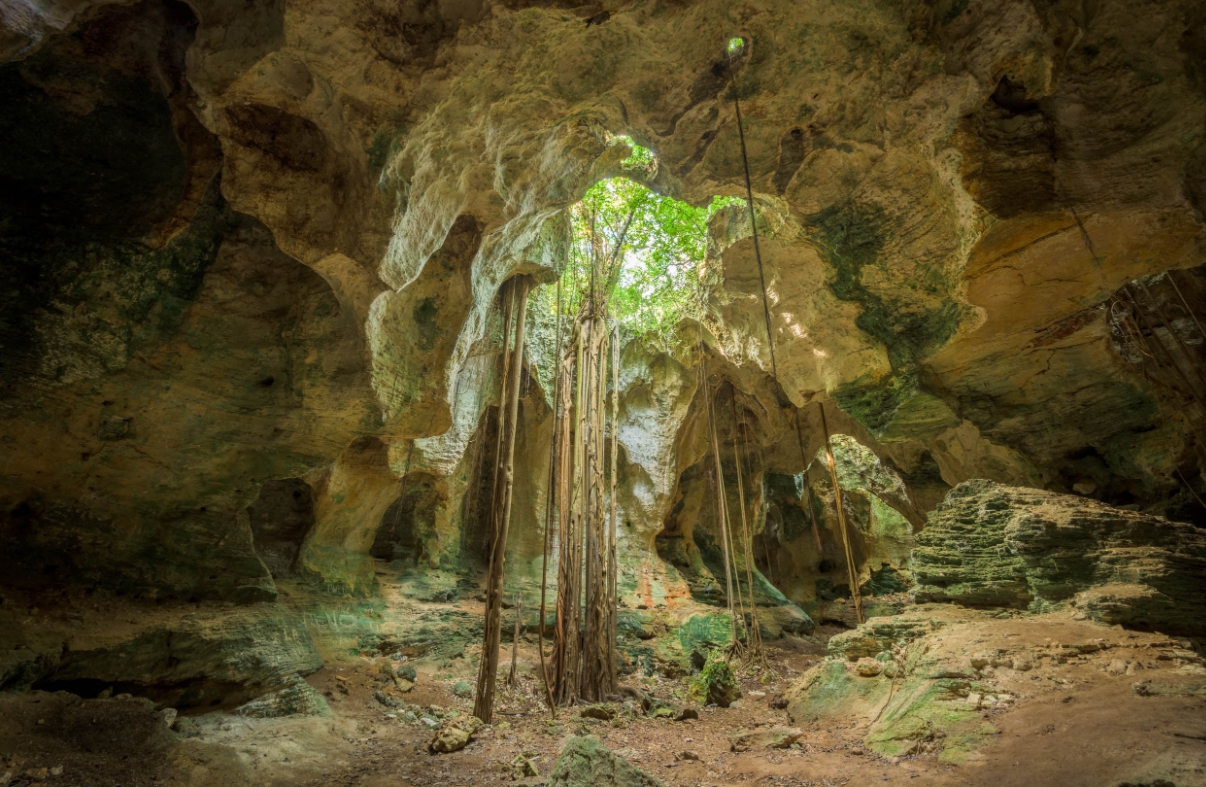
[541,136,743,341]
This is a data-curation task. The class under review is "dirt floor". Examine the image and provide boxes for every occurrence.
[2,597,1204,787]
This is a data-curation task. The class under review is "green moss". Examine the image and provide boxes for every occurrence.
[809,202,966,434]
[687,652,741,707]
[861,562,912,596]
[791,659,888,718]
[677,612,733,662]
[865,678,995,761]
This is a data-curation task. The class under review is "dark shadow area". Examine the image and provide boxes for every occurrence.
[371,471,442,566]
[247,479,315,577]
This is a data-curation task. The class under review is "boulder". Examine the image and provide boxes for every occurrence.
[428,716,483,754]
[546,736,665,787]
[827,617,946,660]
[913,481,1206,635]
[511,754,539,779]
[581,703,615,721]
[785,653,998,763]
[687,653,742,708]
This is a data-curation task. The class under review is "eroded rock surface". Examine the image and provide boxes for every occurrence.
[546,736,665,787]
[913,480,1206,635]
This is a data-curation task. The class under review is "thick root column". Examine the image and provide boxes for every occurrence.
[474,275,531,723]
[551,310,619,704]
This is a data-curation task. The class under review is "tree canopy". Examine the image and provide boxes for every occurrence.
[554,138,743,341]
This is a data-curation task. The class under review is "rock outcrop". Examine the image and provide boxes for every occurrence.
[546,736,665,787]
[0,605,324,712]
[0,0,1204,722]
[913,480,1206,635]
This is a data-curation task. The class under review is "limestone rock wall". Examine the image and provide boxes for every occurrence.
[914,479,1206,636]
[0,0,1203,623]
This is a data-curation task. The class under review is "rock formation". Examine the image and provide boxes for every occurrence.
[914,479,1206,635]
[0,0,1203,781]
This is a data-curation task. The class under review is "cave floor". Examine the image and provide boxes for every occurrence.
[2,589,1204,787]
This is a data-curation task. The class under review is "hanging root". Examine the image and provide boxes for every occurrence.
[474,276,532,724]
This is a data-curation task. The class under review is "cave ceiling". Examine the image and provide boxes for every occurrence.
[0,0,1204,598]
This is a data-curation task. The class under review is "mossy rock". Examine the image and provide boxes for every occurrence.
[617,609,654,640]
[787,654,997,762]
[827,616,946,660]
[581,703,616,721]
[546,736,665,787]
[865,677,996,762]
[913,481,1206,636]
[677,613,733,667]
[235,674,332,718]
[687,653,741,708]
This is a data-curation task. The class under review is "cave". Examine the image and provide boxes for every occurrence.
[1,0,1205,784]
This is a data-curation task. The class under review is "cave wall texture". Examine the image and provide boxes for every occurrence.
[0,0,1204,625]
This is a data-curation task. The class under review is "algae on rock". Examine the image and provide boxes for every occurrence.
[688,652,742,708]
[913,480,1206,635]
[546,736,665,787]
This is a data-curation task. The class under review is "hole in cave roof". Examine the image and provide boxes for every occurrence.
[531,145,744,341]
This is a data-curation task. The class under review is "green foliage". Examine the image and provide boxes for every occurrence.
[727,37,745,55]
[613,135,655,172]
[552,170,742,341]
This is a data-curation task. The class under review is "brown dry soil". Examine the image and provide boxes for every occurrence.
[2,604,1204,787]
